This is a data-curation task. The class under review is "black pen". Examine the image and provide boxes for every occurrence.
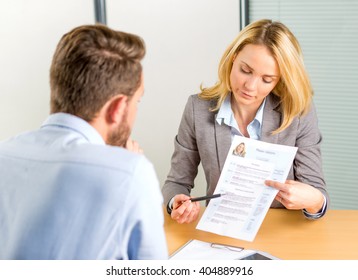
[189,193,223,202]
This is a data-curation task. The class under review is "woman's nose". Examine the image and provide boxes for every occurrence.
[244,76,258,90]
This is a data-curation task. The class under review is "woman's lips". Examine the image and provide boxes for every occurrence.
[241,91,254,99]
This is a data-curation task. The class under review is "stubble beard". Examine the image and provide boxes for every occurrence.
[106,109,131,148]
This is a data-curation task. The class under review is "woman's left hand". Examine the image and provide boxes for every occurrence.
[265,179,325,213]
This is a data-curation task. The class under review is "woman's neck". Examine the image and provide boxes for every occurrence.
[230,97,261,137]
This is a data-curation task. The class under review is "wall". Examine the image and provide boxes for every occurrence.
[0,0,93,138]
[0,0,240,198]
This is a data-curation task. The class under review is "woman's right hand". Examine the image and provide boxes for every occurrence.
[171,194,200,224]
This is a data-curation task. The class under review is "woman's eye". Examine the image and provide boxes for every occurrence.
[263,78,273,84]
[240,68,250,74]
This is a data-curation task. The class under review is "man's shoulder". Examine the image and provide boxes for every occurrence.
[55,145,159,199]
[0,135,153,177]
[71,144,154,174]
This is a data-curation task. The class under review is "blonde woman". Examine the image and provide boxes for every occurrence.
[163,19,329,224]
[233,142,246,157]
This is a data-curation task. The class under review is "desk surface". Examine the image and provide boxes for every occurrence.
[164,208,358,260]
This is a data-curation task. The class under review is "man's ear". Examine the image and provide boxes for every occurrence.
[106,95,128,125]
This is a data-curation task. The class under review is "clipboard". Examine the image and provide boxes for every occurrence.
[169,239,280,260]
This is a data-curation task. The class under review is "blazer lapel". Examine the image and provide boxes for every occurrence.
[214,116,232,172]
[261,94,281,144]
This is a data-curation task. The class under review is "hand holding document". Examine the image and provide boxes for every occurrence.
[196,136,297,242]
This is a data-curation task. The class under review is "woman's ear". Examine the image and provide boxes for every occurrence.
[106,95,128,125]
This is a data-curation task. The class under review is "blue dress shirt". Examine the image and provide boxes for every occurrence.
[0,113,168,259]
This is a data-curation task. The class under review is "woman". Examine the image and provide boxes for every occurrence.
[162,19,329,224]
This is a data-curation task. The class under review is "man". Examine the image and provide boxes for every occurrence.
[0,24,168,259]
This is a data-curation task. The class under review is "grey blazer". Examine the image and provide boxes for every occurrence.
[162,94,329,209]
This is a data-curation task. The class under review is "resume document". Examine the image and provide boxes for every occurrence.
[196,136,297,241]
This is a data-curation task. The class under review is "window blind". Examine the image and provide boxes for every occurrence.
[250,0,358,209]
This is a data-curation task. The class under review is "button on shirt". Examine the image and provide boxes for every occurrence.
[215,93,326,219]
[0,113,168,259]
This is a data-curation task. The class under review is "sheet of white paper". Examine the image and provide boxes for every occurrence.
[170,239,279,260]
[196,136,297,242]
[170,239,244,260]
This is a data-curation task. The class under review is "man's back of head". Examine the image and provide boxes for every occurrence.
[50,24,145,122]
[0,24,168,260]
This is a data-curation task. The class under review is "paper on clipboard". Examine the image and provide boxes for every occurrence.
[196,136,297,242]
[170,239,244,260]
[170,239,279,260]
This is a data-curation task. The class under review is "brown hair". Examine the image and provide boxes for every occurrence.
[50,24,145,121]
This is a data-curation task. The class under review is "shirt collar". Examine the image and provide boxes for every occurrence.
[41,113,105,145]
[216,93,266,129]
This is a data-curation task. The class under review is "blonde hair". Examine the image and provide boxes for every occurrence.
[199,19,313,134]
